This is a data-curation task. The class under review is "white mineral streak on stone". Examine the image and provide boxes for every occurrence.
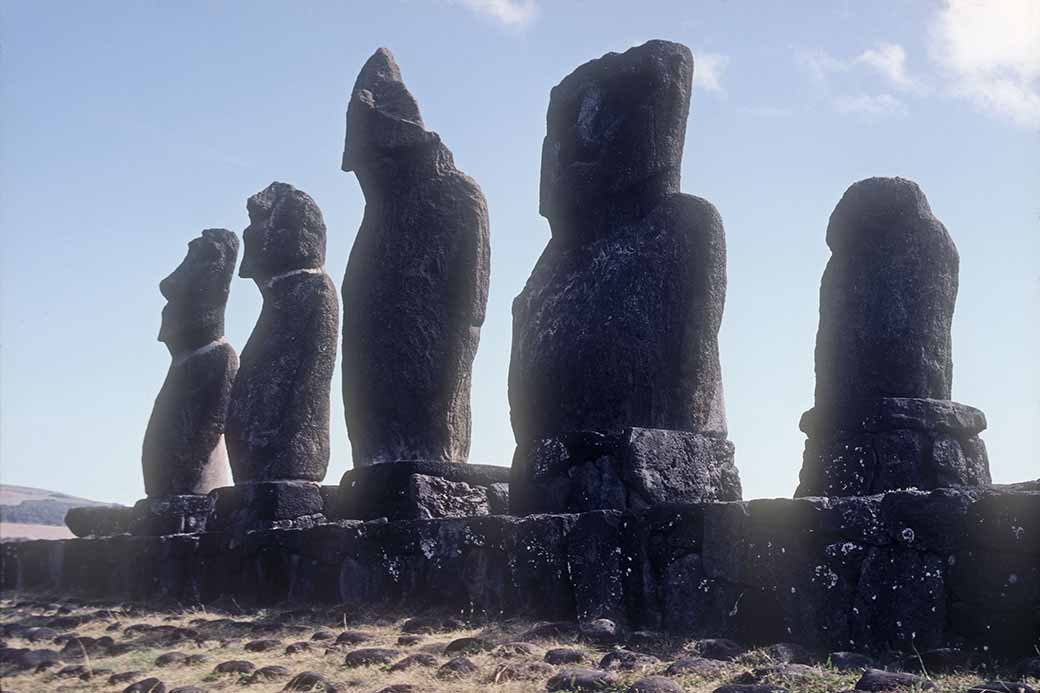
[173,337,228,367]
[263,267,324,289]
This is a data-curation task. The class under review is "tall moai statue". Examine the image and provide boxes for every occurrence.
[218,182,340,530]
[508,40,742,514]
[796,177,990,497]
[133,228,239,535]
[337,49,505,521]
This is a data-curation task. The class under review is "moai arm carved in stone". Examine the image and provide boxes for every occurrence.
[796,177,991,497]
[508,40,741,515]
[217,182,339,532]
[341,48,491,468]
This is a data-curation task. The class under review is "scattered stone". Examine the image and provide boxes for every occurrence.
[244,638,282,652]
[693,639,743,662]
[341,47,490,468]
[343,647,399,667]
[579,618,618,642]
[522,622,578,641]
[545,648,586,665]
[829,652,875,671]
[185,654,208,665]
[310,630,336,641]
[854,668,936,691]
[733,664,817,686]
[389,653,438,672]
[56,663,89,678]
[226,181,339,485]
[155,651,188,667]
[598,649,660,671]
[282,671,336,691]
[491,661,554,682]
[214,660,255,674]
[664,657,727,676]
[376,686,418,693]
[110,671,146,685]
[628,676,685,693]
[494,642,537,658]
[141,228,239,501]
[400,616,465,634]
[760,642,811,664]
[437,656,479,679]
[334,630,372,645]
[169,687,208,693]
[285,641,312,655]
[546,667,619,692]
[24,627,58,643]
[248,665,291,683]
[123,678,166,693]
[445,636,495,655]
[711,686,788,693]
[901,647,969,674]
[396,635,422,646]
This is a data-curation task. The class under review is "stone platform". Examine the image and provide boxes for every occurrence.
[5,486,1038,656]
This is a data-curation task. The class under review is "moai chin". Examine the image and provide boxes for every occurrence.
[133,228,239,536]
[796,177,991,497]
[508,40,742,514]
[218,182,339,531]
[336,48,505,521]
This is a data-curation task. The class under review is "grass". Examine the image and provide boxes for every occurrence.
[0,596,1034,692]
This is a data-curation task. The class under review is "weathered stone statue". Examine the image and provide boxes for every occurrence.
[796,177,990,496]
[341,47,490,467]
[335,48,505,521]
[129,229,239,535]
[508,40,742,514]
[219,182,339,530]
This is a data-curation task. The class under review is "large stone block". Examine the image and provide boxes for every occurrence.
[338,461,508,521]
[207,481,325,533]
[129,495,214,536]
[64,505,134,538]
[511,428,740,514]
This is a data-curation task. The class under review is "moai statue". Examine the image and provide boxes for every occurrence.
[132,229,239,536]
[217,182,339,531]
[796,177,990,497]
[508,40,742,514]
[337,48,505,521]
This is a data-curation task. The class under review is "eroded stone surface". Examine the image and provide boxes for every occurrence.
[226,182,338,484]
[341,48,490,468]
[509,40,737,514]
[144,229,239,498]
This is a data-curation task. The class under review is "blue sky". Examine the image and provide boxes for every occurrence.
[1,1,1037,505]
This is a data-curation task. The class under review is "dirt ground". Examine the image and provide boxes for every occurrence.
[0,596,1036,692]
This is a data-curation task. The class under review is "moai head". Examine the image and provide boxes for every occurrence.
[540,40,693,240]
[239,182,327,282]
[158,228,239,356]
[342,47,439,178]
[815,177,959,412]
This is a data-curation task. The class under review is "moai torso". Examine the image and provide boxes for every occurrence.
[341,48,490,466]
[142,228,239,497]
[796,177,990,497]
[225,182,339,483]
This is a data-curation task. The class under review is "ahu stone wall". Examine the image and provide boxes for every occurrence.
[6,486,1038,657]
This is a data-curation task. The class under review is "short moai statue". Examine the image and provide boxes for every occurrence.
[337,48,505,520]
[508,40,742,514]
[217,182,339,531]
[796,177,990,497]
[131,228,239,535]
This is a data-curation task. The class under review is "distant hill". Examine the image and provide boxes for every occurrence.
[0,484,115,540]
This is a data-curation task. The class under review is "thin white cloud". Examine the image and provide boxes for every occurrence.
[929,0,1040,128]
[832,93,907,117]
[693,51,729,93]
[453,0,537,27]
[856,43,914,90]
[798,49,848,83]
